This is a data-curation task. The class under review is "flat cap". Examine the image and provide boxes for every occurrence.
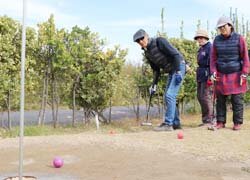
[133,29,146,42]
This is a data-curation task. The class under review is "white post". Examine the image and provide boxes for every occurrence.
[95,113,99,130]
[19,0,27,179]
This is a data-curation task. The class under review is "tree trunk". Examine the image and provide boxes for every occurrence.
[55,80,59,126]
[83,110,87,124]
[72,76,79,127]
[136,88,140,122]
[157,92,161,119]
[38,76,46,125]
[41,68,49,125]
[131,87,140,122]
[83,108,94,124]
[108,98,112,123]
[55,96,59,126]
[72,84,76,127]
[96,110,107,123]
[181,101,185,114]
[1,110,4,128]
[7,90,11,129]
[51,71,57,128]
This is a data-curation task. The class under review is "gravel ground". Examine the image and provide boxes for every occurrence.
[0,126,250,179]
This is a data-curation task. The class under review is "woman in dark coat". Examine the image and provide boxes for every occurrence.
[194,29,213,126]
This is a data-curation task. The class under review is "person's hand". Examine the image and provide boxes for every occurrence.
[175,72,183,85]
[210,72,216,82]
[185,63,192,74]
[240,74,247,86]
[149,84,157,95]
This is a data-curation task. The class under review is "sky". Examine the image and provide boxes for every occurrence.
[0,0,250,65]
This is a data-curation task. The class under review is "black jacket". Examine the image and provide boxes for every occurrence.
[196,42,211,82]
[144,37,184,85]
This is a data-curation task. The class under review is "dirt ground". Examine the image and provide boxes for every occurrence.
[0,126,250,180]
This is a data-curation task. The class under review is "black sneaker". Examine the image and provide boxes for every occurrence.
[198,122,210,127]
[173,124,182,130]
[153,123,173,131]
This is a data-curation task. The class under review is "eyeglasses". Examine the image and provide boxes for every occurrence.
[136,36,144,43]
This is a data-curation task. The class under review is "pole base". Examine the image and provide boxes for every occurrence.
[141,122,152,126]
[207,125,217,131]
[4,176,37,180]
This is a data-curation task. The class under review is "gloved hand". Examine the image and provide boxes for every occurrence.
[149,84,157,95]
[175,72,182,85]
[240,74,247,86]
[210,72,216,81]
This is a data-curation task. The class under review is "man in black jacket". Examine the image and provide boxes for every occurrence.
[133,29,186,131]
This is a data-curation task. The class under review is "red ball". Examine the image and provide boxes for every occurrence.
[53,157,64,168]
[177,131,184,139]
[207,79,213,86]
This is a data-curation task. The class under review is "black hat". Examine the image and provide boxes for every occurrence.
[133,29,146,42]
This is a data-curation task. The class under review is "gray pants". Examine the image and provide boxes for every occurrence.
[197,82,213,123]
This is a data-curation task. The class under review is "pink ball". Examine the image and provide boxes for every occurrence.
[177,131,184,139]
[53,157,64,168]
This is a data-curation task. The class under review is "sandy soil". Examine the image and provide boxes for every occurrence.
[0,126,250,180]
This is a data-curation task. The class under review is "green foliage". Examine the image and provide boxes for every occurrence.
[0,16,22,110]
[169,38,197,102]
[1,6,250,124]
[0,14,129,125]
[77,46,127,112]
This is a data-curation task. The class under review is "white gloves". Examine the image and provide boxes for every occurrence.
[210,72,217,81]
[149,84,157,95]
[240,74,247,86]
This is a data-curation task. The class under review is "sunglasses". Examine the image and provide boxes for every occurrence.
[218,24,228,30]
[136,36,144,43]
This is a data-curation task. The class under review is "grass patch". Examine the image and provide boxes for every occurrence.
[241,167,250,173]
[1,107,250,138]
[0,119,154,138]
[0,123,98,138]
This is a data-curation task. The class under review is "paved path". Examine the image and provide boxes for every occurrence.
[0,106,161,127]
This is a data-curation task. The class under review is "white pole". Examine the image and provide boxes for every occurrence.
[95,113,99,130]
[19,0,27,179]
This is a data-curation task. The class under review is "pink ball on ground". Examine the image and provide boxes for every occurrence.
[53,157,64,168]
[177,131,184,139]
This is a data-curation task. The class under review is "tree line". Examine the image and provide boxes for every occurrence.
[1,8,250,129]
[0,14,127,128]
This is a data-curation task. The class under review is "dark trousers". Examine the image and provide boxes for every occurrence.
[216,93,243,124]
[197,82,213,123]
